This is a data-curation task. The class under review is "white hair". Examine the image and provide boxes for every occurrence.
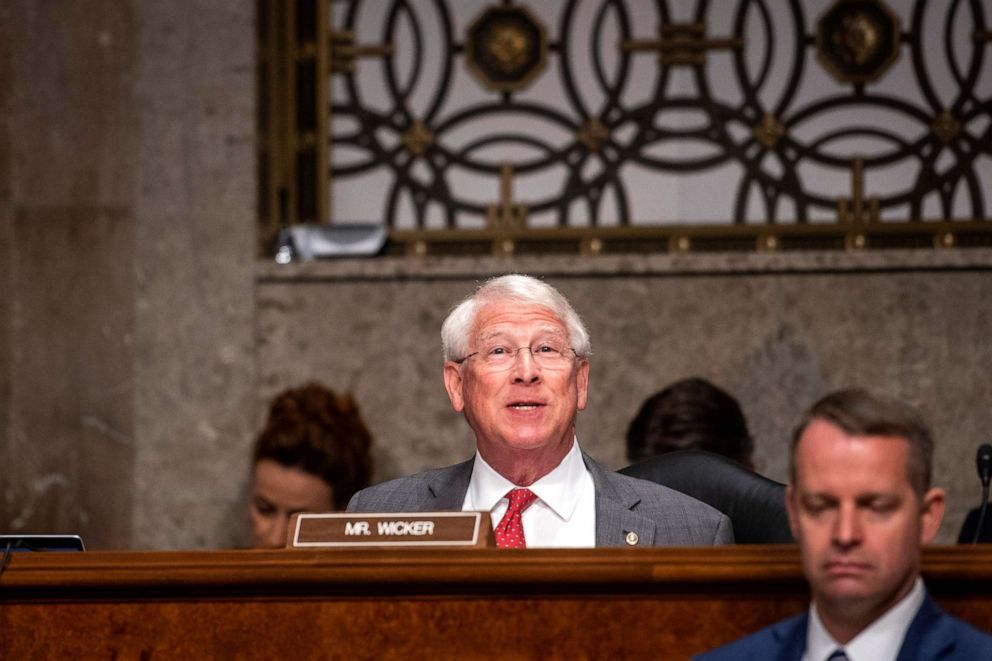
[440,274,591,362]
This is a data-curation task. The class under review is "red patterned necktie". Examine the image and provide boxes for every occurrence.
[494,488,538,549]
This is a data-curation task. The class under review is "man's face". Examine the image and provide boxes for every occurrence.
[787,419,945,622]
[443,301,589,464]
[249,459,334,549]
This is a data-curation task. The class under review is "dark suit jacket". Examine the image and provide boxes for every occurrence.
[346,452,734,546]
[693,594,992,661]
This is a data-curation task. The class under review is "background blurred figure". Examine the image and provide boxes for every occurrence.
[249,383,373,549]
[626,377,755,468]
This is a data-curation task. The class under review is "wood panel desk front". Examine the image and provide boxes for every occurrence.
[2,546,991,659]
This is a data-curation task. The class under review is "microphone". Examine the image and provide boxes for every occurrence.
[972,444,992,544]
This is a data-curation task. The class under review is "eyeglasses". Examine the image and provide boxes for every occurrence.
[457,343,578,372]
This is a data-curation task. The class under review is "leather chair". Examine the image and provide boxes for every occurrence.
[619,450,794,544]
[958,506,992,543]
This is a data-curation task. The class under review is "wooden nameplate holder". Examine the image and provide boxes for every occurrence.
[286,511,495,549]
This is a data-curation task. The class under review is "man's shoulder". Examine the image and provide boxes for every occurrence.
[693,612,806,661]
[345,474,428,513]
[588,458,735,545]
[945,616,992,656]
[616,471,720,512]
[609,470,729,526]
[346,461,472,513]
[913,595,992,659]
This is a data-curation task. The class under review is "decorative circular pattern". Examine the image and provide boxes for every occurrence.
[330,1,991,229]
[465,5,548,91]
[816,0,901,84]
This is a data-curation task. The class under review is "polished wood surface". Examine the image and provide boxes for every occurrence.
[2,546,991,659]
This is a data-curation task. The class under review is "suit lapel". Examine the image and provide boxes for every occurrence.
[896,594,956,661]
[425,457,475,510]
[584,452,659,547]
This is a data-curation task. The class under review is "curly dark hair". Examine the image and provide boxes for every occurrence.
[252,383,373,509]
[626,377,754,467]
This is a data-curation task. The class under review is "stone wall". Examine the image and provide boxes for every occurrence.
[0,1,138,548]
[0,0,256,550]
[130,0,257,550]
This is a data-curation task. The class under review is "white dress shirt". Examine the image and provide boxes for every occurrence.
[461,439,596,548]
[802,577,926,661]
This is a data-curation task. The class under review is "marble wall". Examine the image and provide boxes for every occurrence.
[130,1,257,549]
[0,0,256,550]
[0,0,11,543]
[1,1,138,548]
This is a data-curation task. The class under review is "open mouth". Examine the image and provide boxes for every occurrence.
[508,401,544,410]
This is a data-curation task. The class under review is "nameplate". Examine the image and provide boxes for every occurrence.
[287,512,495,549]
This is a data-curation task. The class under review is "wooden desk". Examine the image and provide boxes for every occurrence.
[2,546,991,659]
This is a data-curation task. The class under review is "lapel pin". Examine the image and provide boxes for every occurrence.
[625,531,639,546]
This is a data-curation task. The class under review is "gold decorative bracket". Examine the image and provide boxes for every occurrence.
[934,231,956,249]
[931,110,960,144]
[576,118,610,153]
[486,164,528,231]
[331,30,393,74]
[837,158,880,224]
[623,23,742,66]
[465,5,549,93]
[753,114,785,149]
[580,237,604,256]
[669,235,692,253]
[401,120,434,158]
[756,234,779,252]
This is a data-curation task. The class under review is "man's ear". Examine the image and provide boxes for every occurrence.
[575,359,590,411]
[443,361,465,412]
[919,487,946,545]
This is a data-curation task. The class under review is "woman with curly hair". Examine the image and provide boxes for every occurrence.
[248,383,373,548]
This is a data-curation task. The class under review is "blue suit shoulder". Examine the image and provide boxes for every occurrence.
[905,594,992,660]
[945,620,992,658]
[693,612,807,661]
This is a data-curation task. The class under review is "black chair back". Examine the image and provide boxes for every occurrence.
[958,506,992,544]
[619,450,794,544]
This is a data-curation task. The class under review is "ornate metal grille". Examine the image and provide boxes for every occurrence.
[258,0,992,255]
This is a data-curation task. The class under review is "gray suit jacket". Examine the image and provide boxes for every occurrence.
[346,452,734,546]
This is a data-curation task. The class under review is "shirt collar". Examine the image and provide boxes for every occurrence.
[466,452,516,512]
[806,577,925,661]
[467,439,586,521]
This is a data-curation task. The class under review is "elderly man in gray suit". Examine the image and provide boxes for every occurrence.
[347,274,733,548]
